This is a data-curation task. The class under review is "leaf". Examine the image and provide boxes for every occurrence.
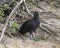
[0,8,4,16]
[12,22,20,29]
[9,21,14,27]
[3,4,10,9]
[0,16,4,22]
[12,28,16,33]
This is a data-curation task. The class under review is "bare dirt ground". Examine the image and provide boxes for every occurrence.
[0,36,60,48]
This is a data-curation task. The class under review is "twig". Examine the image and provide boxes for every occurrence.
[9,0,14,6]
[40,23,52,35]
[40,23,58,36]
[23,0,33,17]
[31,3,45,11]
[0,0,24,41]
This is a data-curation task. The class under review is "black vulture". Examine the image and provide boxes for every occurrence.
[19,11,40,39]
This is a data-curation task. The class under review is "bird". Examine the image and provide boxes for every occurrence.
[18,11,40,39]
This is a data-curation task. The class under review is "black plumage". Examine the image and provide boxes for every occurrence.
[19,11,40,39]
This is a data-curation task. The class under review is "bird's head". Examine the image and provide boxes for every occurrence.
[32,11,39,18]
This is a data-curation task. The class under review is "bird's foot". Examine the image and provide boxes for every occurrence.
[30,32,36,40]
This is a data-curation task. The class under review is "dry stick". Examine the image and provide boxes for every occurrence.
[40,23,59,36]
[9,0,14,6]
[31,3,45,11]
[23,0,33,17]
[0,0,24,41]
[40,23,52,35]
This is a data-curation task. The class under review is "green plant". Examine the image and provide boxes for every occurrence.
[0,7,4,16]
[11,22,20,33]
[12,22,20,29]
[3,4,10,10]
[0,7,4,23]
[0,16,4,22]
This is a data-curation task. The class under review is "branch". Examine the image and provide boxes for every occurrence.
[31,3,45,11]
[40,23,59,36]
[0,0,24,41]
[9,0,14,6]
[23,0,34,17]
[40,23,52,35]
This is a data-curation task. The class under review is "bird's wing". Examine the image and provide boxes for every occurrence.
[20,20,36,30]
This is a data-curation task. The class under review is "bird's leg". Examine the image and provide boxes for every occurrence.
[33,30,36,38]
[30,32,36,40]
